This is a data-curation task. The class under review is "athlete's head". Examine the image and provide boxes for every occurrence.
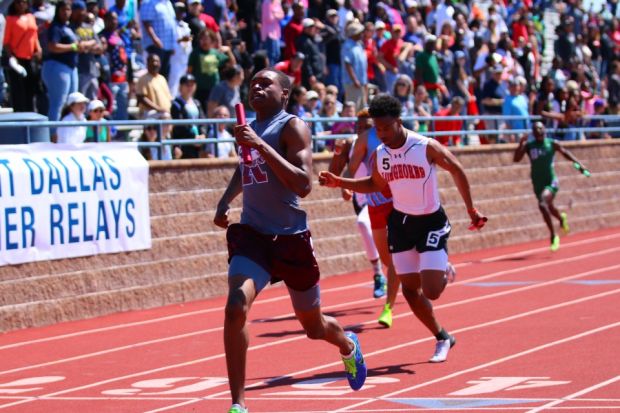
[249,69,292,114]
[369,94,404,148]
[532,121,545,142]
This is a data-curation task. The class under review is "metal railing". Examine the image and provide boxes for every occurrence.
[1,114,619,158]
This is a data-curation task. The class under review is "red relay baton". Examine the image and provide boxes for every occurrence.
[235,103,252,164]
[468,216,488,231]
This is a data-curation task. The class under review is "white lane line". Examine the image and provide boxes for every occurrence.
[2,246,618,377]
[143,271,620,412]
[3,230,618,351]
[526,376,620,413]
[334,321,620,412]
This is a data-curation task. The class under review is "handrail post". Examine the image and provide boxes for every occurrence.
[157,122,163,160]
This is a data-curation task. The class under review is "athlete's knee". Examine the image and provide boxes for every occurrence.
[225,289,250,324]
[423,285,442,301]
[402,283,423,302]
[538,199,549,210]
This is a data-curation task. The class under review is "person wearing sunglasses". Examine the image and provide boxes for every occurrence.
[85,99,110,142]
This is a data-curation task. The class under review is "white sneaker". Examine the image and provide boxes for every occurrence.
[429,335,456,363]
[446,262,456,283]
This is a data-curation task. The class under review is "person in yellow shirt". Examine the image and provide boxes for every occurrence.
[136,53,172,117]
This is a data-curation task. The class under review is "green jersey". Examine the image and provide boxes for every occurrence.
[526,137,558,197]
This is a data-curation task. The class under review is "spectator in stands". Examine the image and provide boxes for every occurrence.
[42,0,82,123]
[449,50,472,110]
[588,99,611,140]
[342,21,367,111]
[297,18,325,88]
[393,74,414,129]
[286,85,307,118]
[379,23,405,95]
[320,94,339,132]
[3,0,42,112]
[168,2,192,98]
[85,99,110,142]
[322,9,344,93]
[434,96,465,146]
[274,51,304,86]
[100,11,128,122]
[330,101,356,136]
[283,2,304,59]
[609,61,620,110]
[413,84,432,133]
[71,0,103,100]
[56,91,89,143]
[108,0,140,86]
[502,76,530,142]
[86,1,104,34]
[414,34,442,113]
[140,0,177,79]
[207,64,243,116]
[260,0,284,65]
[481,65,507,136]
[186,0,220,49]
[206,105,237,158]
[139,111,175,160]
[136,53,172,118]
[304,89,323,136]
[171,74,206,159]
[187,29,236,111]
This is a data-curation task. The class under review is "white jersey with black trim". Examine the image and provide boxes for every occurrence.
[375,131,440,216]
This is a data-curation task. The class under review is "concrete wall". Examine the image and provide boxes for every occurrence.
[2,140,619,332]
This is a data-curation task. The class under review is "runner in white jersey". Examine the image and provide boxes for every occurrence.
[319,94,486,363]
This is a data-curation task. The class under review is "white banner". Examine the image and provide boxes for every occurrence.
[0,143,151,266]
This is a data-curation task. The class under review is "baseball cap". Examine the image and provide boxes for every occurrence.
[306,90,319,100]
[174,1,186,9]
[375,20,386,29]
[346,22,364,37]
[71,0,86,10]
[293,51,305,60]
[455,50,466,60]
[180,73,196,84]
[326,9,338,17]
[87,99,105,112]
[66,92,89,106]
[302,18,315,28]
[405,0,418,8]
[392,24,403,32]
[188,0,201,4]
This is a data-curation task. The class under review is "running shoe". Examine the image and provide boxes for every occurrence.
[429,334,456,363]
[228,404,248,413]
[560,212,570,234]
[342,331,367,391]
[550,235,560,252]
[446,262,457,283]
[373,273,387,298]
[378,303,392,328]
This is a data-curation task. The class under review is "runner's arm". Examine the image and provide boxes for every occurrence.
[343,129,368,178]
[554,141,587,171]
[319,162,387,193]
[427,139,484,224]
[513,134,528,162]
[328,139,352,175]
[214,166,242,229]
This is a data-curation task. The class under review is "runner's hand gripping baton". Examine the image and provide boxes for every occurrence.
[235,103,252,164]
[468,208,488,231]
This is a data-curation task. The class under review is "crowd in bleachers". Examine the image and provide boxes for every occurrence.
[1,0,620,156]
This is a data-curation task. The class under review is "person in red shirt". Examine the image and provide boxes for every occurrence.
[434,97,465,146]
[379,24,404,93]
[511,13,528,45]
[274,52,304,86]
[363,21,379,83]
[283,2,304,59]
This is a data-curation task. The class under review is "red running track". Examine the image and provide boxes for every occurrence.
[1,227,620,412]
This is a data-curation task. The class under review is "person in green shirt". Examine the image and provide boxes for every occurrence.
[514,122,589,251]
[187,29,236,110]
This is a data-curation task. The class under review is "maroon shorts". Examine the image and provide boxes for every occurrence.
[226,223,320,291]
[368,202,394,230]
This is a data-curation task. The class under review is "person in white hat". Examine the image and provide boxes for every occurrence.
[86,99,111,142]
[342,21,368,110]
[297,17,325,87]
[56,92,89,144]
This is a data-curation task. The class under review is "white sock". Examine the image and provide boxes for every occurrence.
[342,339,356,359]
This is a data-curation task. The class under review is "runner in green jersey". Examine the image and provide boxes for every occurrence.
[514,122,589,252]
